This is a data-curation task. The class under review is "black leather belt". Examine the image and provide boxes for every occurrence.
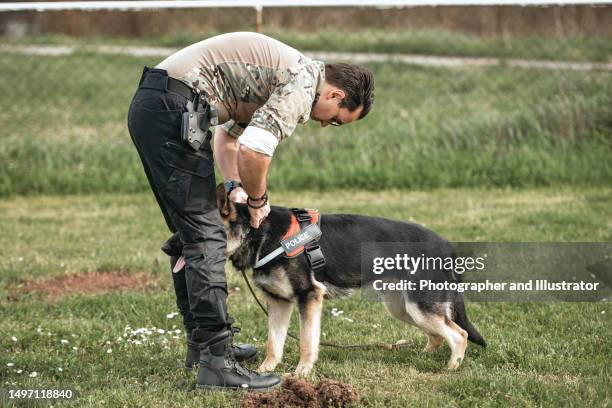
[167,77,196,100]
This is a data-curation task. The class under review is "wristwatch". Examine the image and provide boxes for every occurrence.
[224,180,242,195]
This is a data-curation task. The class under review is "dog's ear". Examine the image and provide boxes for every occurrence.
[216,183,230,217]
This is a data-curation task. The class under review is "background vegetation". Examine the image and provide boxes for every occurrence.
[1,32,611,196]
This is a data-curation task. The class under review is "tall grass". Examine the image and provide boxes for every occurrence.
[270,29,612,62]
[0,51,610,196]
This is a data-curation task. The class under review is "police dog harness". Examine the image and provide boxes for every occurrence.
[254,208,326,272]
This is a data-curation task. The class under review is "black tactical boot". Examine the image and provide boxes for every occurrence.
[185,328,257,369]
[194,329,281,391]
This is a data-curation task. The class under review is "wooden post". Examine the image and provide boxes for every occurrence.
[255,5,263,33]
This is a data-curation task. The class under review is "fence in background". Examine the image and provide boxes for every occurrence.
[2,1,612,37]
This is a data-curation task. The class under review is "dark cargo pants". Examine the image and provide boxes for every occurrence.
[127,67,230,332]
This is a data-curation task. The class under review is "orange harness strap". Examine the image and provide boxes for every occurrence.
[282,209,320,257]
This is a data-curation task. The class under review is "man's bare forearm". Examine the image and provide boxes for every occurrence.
[237,144,271,199]
[213,127,240,182]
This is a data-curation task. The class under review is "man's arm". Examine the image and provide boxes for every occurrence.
[237,144,272,228]
[214,126,271,227]
[237,144,271,200]
[215,127,272,201]
[227,68,315,227]
[214,126,240,182]
[213,126,248,203]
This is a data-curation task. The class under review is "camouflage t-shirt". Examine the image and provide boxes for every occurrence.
[156,32,325,143]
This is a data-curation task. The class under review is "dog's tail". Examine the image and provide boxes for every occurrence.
[453,295,486,347]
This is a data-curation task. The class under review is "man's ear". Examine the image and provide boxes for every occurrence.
[331,88,345,100]
[216,183,230,217]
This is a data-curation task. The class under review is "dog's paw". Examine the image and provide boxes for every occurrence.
[257,360,279,373]
[447,357,463,370]
[294,363,314,377]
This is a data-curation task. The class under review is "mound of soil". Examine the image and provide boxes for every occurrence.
[9,271,152,302]
[240,376,358,408]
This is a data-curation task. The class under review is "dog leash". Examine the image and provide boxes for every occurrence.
[240,270,413,350]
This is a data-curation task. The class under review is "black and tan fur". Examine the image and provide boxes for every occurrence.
[216,185,486,376]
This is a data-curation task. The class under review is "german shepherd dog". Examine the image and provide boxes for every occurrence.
[216,186,485,376]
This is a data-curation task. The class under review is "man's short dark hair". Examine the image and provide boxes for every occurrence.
[325,63,375,119]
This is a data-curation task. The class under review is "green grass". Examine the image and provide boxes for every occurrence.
[4,29,612,62]
[1,188,611,406]
[0,51,610,196]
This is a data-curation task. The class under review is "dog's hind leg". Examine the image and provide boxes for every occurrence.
[295,284,325,377]
[417,314,468,369]
[401,302,468,369]
[442,317,468,369]
[257,297,293,373]
[424,334,444,353]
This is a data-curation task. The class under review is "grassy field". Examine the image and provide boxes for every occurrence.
[0,50,610,196]
[1,188,611,407]
[4,29,612,62]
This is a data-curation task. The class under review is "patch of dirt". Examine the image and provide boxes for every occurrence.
[9,271,154,302]
[240,376,358,408]
[317,378,359,407]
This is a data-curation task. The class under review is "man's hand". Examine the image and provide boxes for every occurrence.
[248,202,270,229]
[229,186,248,203]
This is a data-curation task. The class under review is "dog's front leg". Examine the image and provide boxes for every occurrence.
[295,286,325,376]
[257,298,293,373]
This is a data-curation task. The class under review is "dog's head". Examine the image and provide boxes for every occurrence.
[216,183,252,256]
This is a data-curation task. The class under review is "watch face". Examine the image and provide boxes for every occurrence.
[224,181,240,192]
